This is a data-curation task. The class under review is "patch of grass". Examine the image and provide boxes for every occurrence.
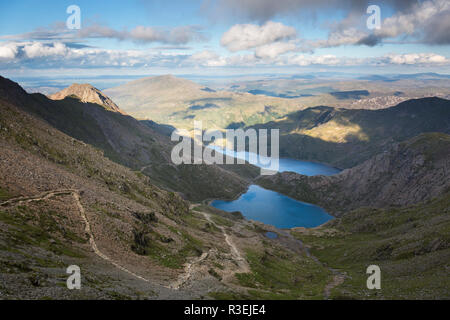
[210,214,234,228]
[132,225,204,269]
[213,262,225,270]
[183,212,207,229]
[0,187,11,201]
[235,247,330,299]
[0,259,34,273]
[0,206,86,259]
[208,268,222,280]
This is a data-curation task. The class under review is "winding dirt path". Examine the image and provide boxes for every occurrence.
[168,206,250,290]
[167,251,210,290]
[71,192,151,283]
[324,272,346,299]
[197,209,249,273]
[1,191,241,291]
[1,190,151,282]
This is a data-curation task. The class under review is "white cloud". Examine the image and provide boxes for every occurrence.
[312,27,367,48]
[23,42,68,58]
[254,42,296,59]
[315,0,450,48]
[384,53,449,65]
[285,54,343,66]
[2,23,206,45]
[1,40,448,71]
[125,25,205,44]
[189,50,227,66]
[0,43,18,59]
[374,0,448,39]
[204,0,417,22]
[221,21,296,52]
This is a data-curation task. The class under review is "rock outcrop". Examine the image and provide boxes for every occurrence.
[50,83,125,114]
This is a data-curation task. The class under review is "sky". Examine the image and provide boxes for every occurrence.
[0,0,450,78]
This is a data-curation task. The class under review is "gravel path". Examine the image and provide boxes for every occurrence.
[1,189,151,283]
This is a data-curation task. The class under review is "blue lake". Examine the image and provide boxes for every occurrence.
[275,158,340,176]
[208,146,341,176]
[211,185,334,228]
[211,154,341,229]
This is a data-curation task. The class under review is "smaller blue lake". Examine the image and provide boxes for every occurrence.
[212,185,334,229]
[265,232,278,239]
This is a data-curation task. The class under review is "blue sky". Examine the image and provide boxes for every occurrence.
[0,0,449,77]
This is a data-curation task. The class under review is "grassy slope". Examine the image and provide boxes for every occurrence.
[291,191,450,299]
[192,206,332,300]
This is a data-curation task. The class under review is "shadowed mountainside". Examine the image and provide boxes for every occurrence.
[250,97,450,168]
[258,130,450,299]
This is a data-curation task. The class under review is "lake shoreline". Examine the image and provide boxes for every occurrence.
[211,184,334,229]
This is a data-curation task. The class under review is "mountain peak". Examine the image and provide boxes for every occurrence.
[127,74,200,88]
[157,74,176,80]
[50,83,125,114]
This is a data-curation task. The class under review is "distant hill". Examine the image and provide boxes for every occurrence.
[104,75,303,129]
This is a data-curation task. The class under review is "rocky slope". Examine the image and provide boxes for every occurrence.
[257,132,450,216]
[0,77,325,299]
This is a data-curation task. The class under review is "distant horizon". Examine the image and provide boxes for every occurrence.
[4,71,450,94]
